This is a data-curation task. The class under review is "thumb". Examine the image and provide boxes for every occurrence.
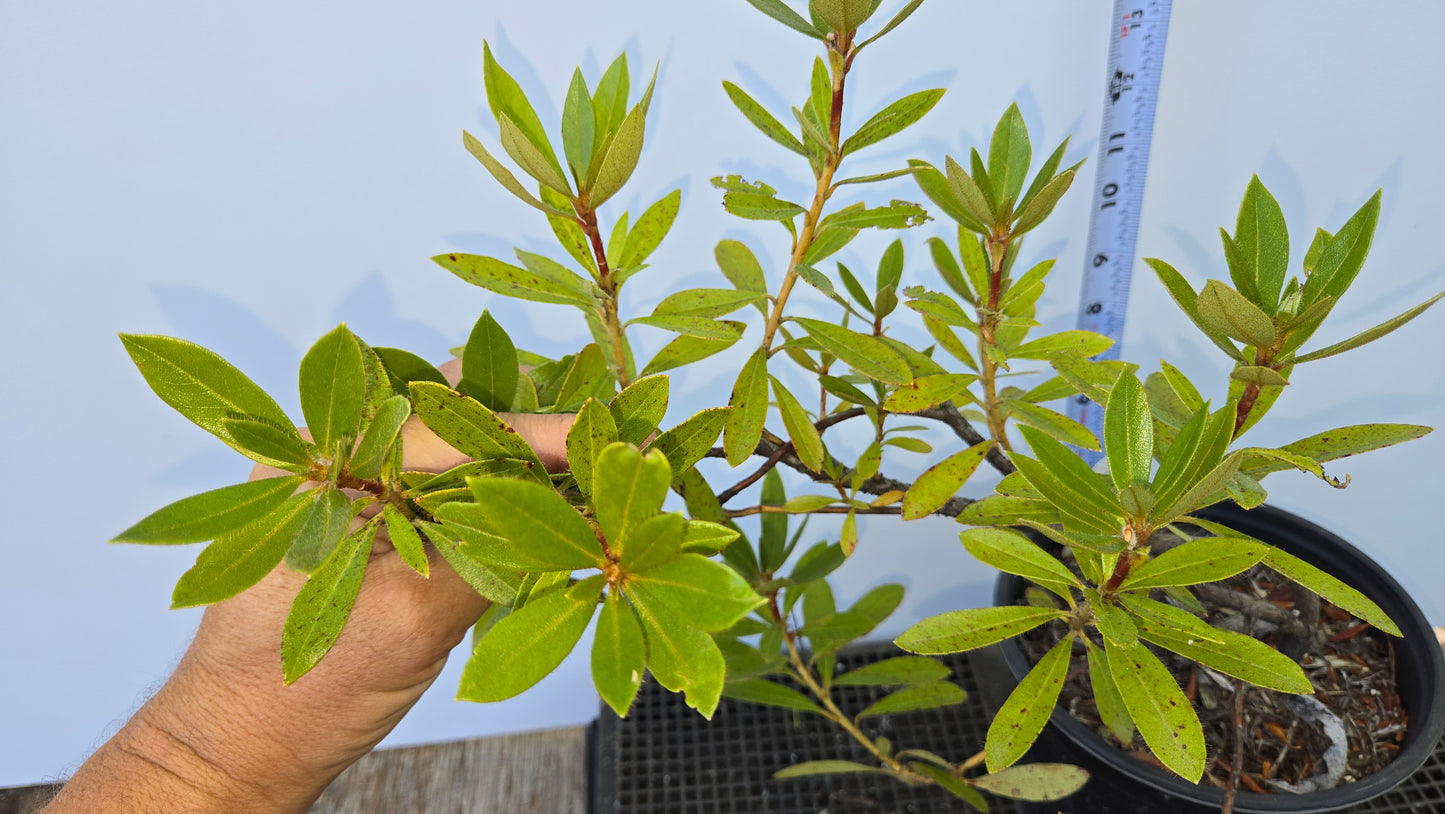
[498,412,574,473]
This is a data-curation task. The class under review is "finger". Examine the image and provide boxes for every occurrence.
[497,411,574,472]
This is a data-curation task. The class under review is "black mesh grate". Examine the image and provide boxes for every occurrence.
[591,643,1445,814]
[591,642,1016,814]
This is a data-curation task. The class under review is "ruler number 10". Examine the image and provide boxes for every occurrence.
[1099,182,1119,210]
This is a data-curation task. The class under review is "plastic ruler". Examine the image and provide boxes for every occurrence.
[1067,0,1173,464]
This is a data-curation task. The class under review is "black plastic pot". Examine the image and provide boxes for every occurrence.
[984,502,1445,814]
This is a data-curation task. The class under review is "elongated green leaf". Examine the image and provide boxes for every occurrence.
[1119,537,1265,590]
[1008,400,1101,452]
[119,334,294,451]
[639,333,740,377]
[835,656,951,687]
[381,503,428,578]
[1154,450,1241,523]
[458,311,519,412]
[281,518,376,683]
[298,324,365,455]
[282,486,354,574]
[883,373,975,413]
[409,381,544,471]
[1119,594,1310,693]
[594,442,671,555]
[1011,330,1112,361]
[1262,546,1400,636]
[771,376,824,472]
[792,318,911,384]
[856,0,923,48]
[724,349,770,466]
[1012,425,1122,529]
[461,131,573,218]
[170,494,311,607]
[220,417,312,471]
[945,156,995,226]
[775,761,889,779]
[723,190,806,221]
[114,476,303,545]
[618,512,686,572]
[901,441,989,520]
[1293,291,1444,364]
[987,103,1031,203]
[908,160,986,232]
[482,42,562,178]
[1243,423,1433,477]
[456,478,607,569]
[1235,176,1290,312]
[1087,643,1134,743]
[628,587,727,718]
[1196,280,1276,348]
[896,605,1063,655]
[956,494,1062,527]
[961,527,1079,589]
[1302,190,1381,308]
[593,590,646,717]
[417,520,517,604]
[841,88,945,155]
[629,553,764,631]
[1106,639,1205,781]
[349,395,410,480]
[985,634,1071,771]
[562,68,596,180]
[497,113,571,194]
[723,679,824,714]
[373,346,447,395]
[630,315,745,341]
[590,105,645,207]
[973,763,1090,802]
[592,53,630,137]
[433,252,594,306]
[743,0,822,37]
[1104,372,1152,490]
[619,189,681,270]
[859,681,966,719]
[1012,169,1075,234]
[565,398,618,497]
[459,579,600,702]
[650,407,729,482]
[723,81,806,155]
[714,239,769,300]
[1142,259,1245,361]
[606,376,667,446]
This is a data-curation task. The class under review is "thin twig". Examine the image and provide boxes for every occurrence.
[1222,680,1249,814]
[716,441,791,506]
[911,403,1014,475]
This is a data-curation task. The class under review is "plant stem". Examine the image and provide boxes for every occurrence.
[977,235,1013,451]
[578,204,632,387]
[758,44,850,353]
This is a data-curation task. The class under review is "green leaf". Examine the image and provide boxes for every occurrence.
[1007,400,1101,452]
[221,418,312,471]
[170,494,312,607]
[960,527,1079,590]
[771,377,825,472]
[841,88,945,155]
[859,681,967,719]
[482,42,563,180]
[896,605,1063,655]
[985,634,1070,770]
[459,579,600,702]
[909,160,987,233]
[592,53,630,136]
[883,373,975,413]
[628,588,727,718]
[1244,423,1433,477]
[593,590,646,717]
[373,346,447,395]
[1012,169,1076,234]
[1011,425,1122,532]
[1150,404,1227,515]
[902,441,990,520]
[1142,259,1245,361]
[497,113,571,194]
[594,442,671,556]
[1261,546,1400,636]
[835,656,951,687]
[1092,599,1138,645]
[722,190,805,221]
[821,200,929,230]
[650,407,730,482]
[409,381,544,471]
[606,376,666,446]
[461,131,573,218]
[1157,361,1204,413]
[629,553,764,631]
[714,239,768,298]
[565,398,618,497]
[119,334,294,452]
[619,512,686,572]
[553,343,614,411]
[1234,177,1290,312]
[1302,190,1381,308]
[723,679,824,714]
[1104,372,1152,490]
[790,541,846,585]
[1120,594,1310,693]
[810,0,875,32]
[1292,291,1445,364]
[298,325,365,455]
[630,315,744,340]
[1153,450,1242,524]
[1196,280,1276,348]
[972,763,1090,802]
[280,517,376,683]
[857,0,925,48]
[618,190,681,271]
[432,252,594,306]
[956,494,1062,527]
[1087,643,1135,743]
[987,103,1031,204]
[458,311,519,412]
[723,349,770,466]
[1229,365,1289,387]
[722,81,806,155]
[282,486,354,574]
[458,477,607,569]
[792,318,911,384]
[1119,537,1265,590]
[349,395,410,480]
[774,761,889,779]
[652,288,765,319]
[114,476,304,545]
[561,68,596,180]
[1011,330,1112,361]
[682,520,740,554]
[639,333,740,377]
[382,503,428,578]
[1106,639,1205,781]
[743,0,822,37]
[945,156,995,227]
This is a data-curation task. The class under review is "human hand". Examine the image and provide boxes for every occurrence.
[47,360,573,813]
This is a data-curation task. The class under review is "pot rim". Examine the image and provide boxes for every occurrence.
[993,502,1445,813]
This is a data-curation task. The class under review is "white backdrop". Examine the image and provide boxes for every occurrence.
[4,0,1444,787]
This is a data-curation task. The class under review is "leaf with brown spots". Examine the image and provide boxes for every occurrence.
[984,633,1071,771]
[1105,639,1205,781]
